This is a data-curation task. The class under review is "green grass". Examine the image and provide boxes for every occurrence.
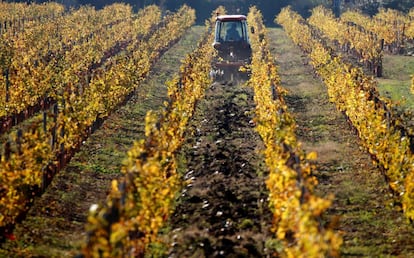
[377,54,414,109]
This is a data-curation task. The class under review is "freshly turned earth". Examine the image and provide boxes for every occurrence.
[165,79,273,257]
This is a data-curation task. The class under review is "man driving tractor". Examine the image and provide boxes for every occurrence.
[226,22,241,41]
[211,14,252,82]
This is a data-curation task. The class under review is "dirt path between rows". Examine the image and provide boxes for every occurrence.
[0,26,204,258]
[268,27,414,257]
[165,80,273,257]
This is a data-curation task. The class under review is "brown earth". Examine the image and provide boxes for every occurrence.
[164,79,273,257]
[1,25,414,258]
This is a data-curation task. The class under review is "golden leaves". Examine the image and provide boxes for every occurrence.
[411,75,414,95]
[0,3,185,236]
[81,5,214,257]
[278,7,414,223]
[251,7,341,257]
[308,6,382,65]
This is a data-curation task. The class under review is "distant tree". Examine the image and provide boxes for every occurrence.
[342,0,414,15]
[14,0,413,23]
[290,0,328,17]
[383,0,414,12]
[254,0,289,24]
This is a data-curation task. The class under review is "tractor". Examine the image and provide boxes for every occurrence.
[211,14,252,82]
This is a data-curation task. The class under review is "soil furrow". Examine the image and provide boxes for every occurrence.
[166,80,273,257]
[269,27,414,257]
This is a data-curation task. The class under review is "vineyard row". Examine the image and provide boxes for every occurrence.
[308,6,384,77]
[0,3,157,133]
[0,4,195,240]
[80,6,219,257]
[276,6,414,222]
[247,6,342,257]
[341,8,414,53]
[0,2,65,34]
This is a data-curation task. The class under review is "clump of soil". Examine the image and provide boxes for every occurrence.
[165,80,274,257]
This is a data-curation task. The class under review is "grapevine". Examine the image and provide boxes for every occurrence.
[411,75,414,94]
[375,8,408,51]
[308,6,383,76]
[0,4,194,238]
[408,8,414,39]
[80,6,217,257]
[341,8,412,53]
[277,7,414,221]
[0,4,157,133]
[248,6,341,257]
[0,2,64,34]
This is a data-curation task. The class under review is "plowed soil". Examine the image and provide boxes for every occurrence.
[165,80,273,257]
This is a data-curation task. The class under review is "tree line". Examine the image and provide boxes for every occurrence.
[7,0,414,25]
